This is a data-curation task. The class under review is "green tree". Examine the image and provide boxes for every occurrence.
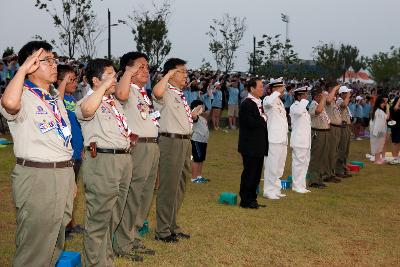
[206,13,247,73]
[78,14,104,60]
[35,0,96,58]
[367,46,400,88]
[2,47,15,58]
[199,58,213,70]
[121,0,172,69]
[312,42,341,80]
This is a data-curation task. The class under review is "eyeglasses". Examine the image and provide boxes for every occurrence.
[39,57,57,66]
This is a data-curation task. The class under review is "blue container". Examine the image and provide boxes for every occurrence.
[287,175,293,182]
[138,220,150,236]
[350,161,365,168]
[281,180,292,190]
[218,192,237,205]
[56,251,82,267]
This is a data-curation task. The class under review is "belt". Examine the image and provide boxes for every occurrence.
[138,137,159,143]
[86,147,131,154]
[160,133,191,139]
[330,124,345,128]
[311,128,330,132]
[16,158,74,168]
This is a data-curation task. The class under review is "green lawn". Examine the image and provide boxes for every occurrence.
[0,131,399,266]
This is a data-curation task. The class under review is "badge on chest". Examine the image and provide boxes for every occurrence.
[38,120,57,133]
[36,105,48,114]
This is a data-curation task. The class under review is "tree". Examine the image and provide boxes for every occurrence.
[367,46,400,88]
[78,15,104,60]
[199,58,213,70]
[121,0,172,69]
[2,47,15,58]
[35,0,96,58]
[312,42,341,80]
[206,13,247,73]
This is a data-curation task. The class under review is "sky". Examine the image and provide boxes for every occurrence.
[1,0,400,71]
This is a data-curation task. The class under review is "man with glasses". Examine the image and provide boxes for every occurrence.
[0,41,75,266]
[113,52,159,259]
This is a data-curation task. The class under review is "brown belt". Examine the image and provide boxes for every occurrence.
[138,137,159,143]
[160,133,191,139]
[311,128,330,132]
[86,147,131,154]
[16,158,74,168]
[330,124,345,128]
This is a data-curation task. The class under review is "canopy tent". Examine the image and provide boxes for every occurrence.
[339,67,375,84]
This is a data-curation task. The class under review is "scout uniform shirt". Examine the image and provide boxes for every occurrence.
[336,97,352,125]
[75,90,131,150]
[121,83,159,138]
[309,100,330,129]
[0,80,72,161]
[325,100,342,126]
[153,84,193,135]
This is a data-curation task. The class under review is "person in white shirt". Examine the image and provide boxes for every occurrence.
[369,96,390,164]
[262,77,288,200]
[289,86,311,193]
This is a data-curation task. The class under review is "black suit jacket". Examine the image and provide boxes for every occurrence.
[238,98,269,157]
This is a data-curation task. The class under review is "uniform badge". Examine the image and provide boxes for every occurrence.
[38,120,56,133]
[101,106,108,113]
[36,106,47,114]
[137,100,148,120]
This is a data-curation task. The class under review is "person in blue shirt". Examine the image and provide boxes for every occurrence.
[211,82,223,130]
[354,96,364,140]
[56,64,84,239]
[362,96,372,137]
[227,80,240,129]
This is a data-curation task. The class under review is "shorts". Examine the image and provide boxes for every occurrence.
[392,127,400,143]
[191,140,207,162]
[228,104,239,117]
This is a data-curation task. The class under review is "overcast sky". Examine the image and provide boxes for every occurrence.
[1,0,399,71]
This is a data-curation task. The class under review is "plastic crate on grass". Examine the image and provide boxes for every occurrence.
[138,220,150,236]
[218,192,237,205]
[56,251,82,267]
[350,161,365,168]
[347,164,361,172]
[281,180,292,190]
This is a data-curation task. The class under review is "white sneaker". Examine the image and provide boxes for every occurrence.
[389,158,400,165]
[293,189,310,194]
[276,193,286,198]
[263,194,280,200]
[356,137,362,141]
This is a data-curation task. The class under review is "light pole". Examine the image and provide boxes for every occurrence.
[108,9,119,60]
[281,13,290,75]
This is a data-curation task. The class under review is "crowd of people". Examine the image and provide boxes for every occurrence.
[0,40,399,266]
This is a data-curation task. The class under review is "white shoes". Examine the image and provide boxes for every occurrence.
[263,192,286,199]
[293,188,311,194]
[276,193,286,198]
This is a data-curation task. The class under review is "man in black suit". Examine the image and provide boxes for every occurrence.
[238,78,268,209]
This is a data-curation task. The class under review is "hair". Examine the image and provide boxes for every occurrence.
[57,64,75,81]
[162,58,187,75]
[190,99,204,110]
[246,78,260,92]
[18,41,53,66]
[119,51,149,74]
[86,58,114,87]
[371,96,386,121]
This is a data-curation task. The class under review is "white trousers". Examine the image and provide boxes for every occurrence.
[291,147,310,191]
[263,143,287,197]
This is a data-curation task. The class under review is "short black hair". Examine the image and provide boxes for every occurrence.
[162,58,186,75]
[246,78,261,92]
[190,99,204,110]
[57,65,76,81]
[18,41,53,66]
[86,58,114,87]
[119,51,149,74]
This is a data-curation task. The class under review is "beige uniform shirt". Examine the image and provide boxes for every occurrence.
[309,100,330,129]
[153,85,192,135]
[325,101,342,125]
[121,84,158,138]
[336,97,352,124]
[0,85,72,161]
[76,92,131,150]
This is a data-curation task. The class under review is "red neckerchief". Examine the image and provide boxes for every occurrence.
[131,84,160,127]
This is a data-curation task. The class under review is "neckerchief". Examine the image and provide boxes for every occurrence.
[102,94,136,141]
[24,80,71,147]
[312,100,331,124]
[131,84,159,127]
[168,83,193,128]
[247,93,267,121]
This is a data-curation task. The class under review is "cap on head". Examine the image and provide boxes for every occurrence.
[338,86,352,94]
[269,77,284,88]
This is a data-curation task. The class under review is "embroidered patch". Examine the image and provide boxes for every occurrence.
[38,120,57,133]
[36,106,47,114]
[101,106,109,113]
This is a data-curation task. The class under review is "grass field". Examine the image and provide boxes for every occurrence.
[1,130,399,266]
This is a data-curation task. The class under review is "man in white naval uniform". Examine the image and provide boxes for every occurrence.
[262,77,288,199]
[289,86,312,194]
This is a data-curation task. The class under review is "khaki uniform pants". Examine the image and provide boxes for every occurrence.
[308,130,329,185]
[327,126,341,177]
[113,143,159,254]
[336,125,351,175]
[156,136,191,238]
[11,165,75,267]
[82,152,132,267]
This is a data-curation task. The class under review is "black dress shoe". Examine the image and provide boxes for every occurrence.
[155,235,178,243]
[172,232,190,239]
[250,201,266,208]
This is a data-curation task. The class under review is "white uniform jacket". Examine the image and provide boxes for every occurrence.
[289,99,311,149]
[263,91,288,144]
